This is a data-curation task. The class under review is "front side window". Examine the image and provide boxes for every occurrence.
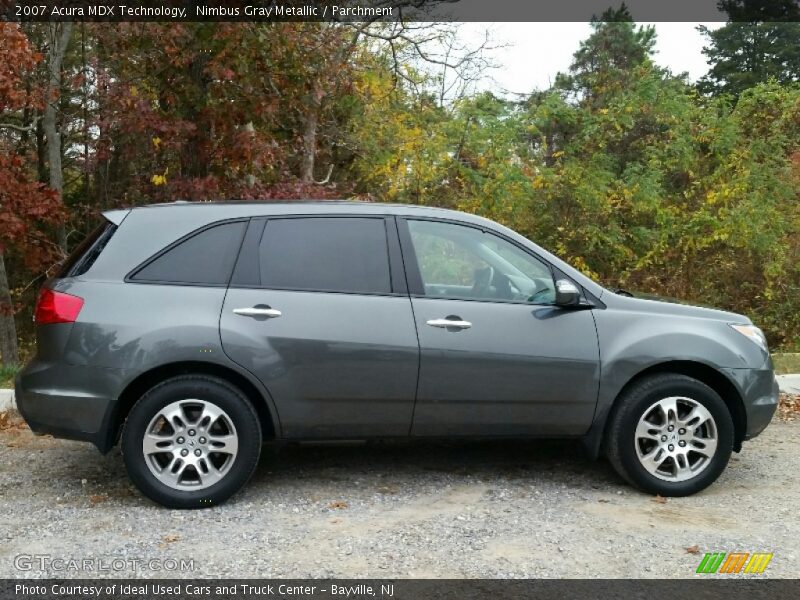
[131,221,247,285]
[258,217,392,295]
[407,220,556,304]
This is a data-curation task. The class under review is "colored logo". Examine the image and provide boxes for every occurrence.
[696,552,773,574]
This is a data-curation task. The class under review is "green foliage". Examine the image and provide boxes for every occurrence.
[556,5,657,109]
[0,364,18,389]
[347,20,800,348]
[2,20,800,351]
[699,21,800,97]
[773,353,800,375]
[699,1,800,97]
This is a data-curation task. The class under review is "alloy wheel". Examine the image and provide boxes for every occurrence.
[142,399,239,490]
[634,396,718,482]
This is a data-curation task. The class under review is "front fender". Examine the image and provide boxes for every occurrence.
[582,307,758,459]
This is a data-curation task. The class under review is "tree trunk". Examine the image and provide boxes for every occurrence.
[42,23,73,253]
[36,109,47,183]
[0,253,19,368]
[300,81,323,184]
[300,111,319,183]
[180,51,212,186]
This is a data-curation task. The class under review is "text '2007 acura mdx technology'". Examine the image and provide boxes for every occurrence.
[16,202,779,508]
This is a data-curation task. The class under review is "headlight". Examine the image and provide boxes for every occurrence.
[730,324,768,351]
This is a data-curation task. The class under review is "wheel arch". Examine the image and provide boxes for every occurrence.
[103,361,279,452]
[583,360,747,459]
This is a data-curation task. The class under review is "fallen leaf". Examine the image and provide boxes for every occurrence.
[0,411,27,431]
[328,501,349,510]
[89,494,108,505]
[653,495,668,504]
[686,545,700,554]
[778,393,800,422]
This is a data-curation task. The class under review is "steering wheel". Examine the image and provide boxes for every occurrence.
[472,266,495,298]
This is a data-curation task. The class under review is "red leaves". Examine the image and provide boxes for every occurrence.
[0,24,59,266]
[0,23,40,113]
[1,21,358,245]
[81,23,363,204]
[0,153,63,264]
[70,72,86,90]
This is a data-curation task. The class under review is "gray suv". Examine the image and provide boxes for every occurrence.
[16,202,778,508]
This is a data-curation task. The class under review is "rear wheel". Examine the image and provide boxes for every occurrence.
[606,373,734,496]
[121,375,261,508]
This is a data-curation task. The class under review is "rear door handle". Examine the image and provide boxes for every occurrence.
[233,307,282,318]
[426,317,472,330]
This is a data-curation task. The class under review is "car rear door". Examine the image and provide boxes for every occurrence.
[398,217,600,437]
[219,215,419,439]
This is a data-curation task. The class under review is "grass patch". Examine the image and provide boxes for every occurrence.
[0,365,18,389]
[773,353,800,375]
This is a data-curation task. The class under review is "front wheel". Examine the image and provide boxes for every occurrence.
[121,375,262,508]
[606,373,734,497]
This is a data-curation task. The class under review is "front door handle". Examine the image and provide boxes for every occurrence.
[426,317,472,330]
[233,307,282,318]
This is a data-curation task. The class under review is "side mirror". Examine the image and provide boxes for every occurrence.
[555,279,581,306]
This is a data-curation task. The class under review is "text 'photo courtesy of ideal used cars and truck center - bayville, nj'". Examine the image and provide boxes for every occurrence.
[1,0,800,598]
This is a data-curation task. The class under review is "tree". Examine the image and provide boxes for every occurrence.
[2,19,799,351]
[0,23,62,366]
[87,23,360,203]
[699,1,800,97]
[42,23,73,251]
[519,17,800,346]
[556,4,657,108]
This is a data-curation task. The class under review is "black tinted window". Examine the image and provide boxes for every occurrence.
[58,221,117,278]
[259,218,391,294]
[132,221,246,285]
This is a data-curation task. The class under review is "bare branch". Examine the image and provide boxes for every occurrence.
[0,116,41,133]
[313,164,335,185]
[352,20,502,105]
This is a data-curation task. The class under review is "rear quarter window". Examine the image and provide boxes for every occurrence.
[58,221,118,278]
[129,220,247,286]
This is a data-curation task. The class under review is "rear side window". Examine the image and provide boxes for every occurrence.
[58,221,117,278]
[258,218,391,294]
[130,221,247,285]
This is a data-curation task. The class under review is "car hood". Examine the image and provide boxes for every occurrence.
[602,289,750,323]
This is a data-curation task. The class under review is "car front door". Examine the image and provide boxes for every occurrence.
[398,218,600,436]
[220,216,419,439]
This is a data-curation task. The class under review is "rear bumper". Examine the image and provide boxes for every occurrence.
[15,360,128,453]
[724,367,779,440]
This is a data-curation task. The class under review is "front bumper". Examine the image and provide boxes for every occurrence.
[15,360,127,453]
[724,367,780,440]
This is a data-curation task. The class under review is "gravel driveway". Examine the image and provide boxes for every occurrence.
[1,411,798,579]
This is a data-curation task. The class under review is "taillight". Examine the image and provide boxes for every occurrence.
[34,289,84,325]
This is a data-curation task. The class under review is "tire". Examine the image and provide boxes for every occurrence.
[605,373,734,497]
[121,375,262,509]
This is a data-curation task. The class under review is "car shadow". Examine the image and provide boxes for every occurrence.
[247,438,623,491]
[7,434,624,506]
